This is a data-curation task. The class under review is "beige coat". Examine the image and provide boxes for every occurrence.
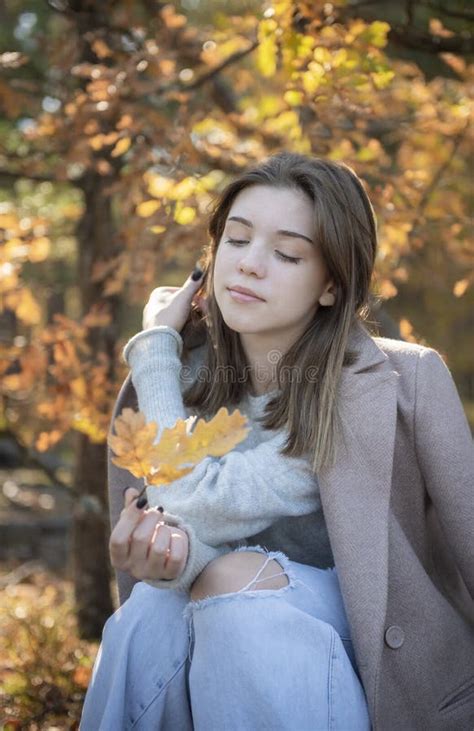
[108,322,474,730]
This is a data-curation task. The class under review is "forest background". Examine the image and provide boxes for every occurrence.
[0,0,473,727]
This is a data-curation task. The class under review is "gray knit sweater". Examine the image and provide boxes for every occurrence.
[122,325,334,592]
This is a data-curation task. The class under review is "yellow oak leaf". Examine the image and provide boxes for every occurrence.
[109,405,250,488]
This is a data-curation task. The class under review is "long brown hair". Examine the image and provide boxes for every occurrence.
[183,152,378,473]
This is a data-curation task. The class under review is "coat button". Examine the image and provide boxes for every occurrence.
[385,625,405,649]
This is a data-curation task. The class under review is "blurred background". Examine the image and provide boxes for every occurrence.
[0,0,472,726]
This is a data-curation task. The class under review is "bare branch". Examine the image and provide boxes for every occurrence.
[132,37,259,106]
[388,25,473,54]
[405,0,415,27]
[424,1,474,22]
[185,38,259,91]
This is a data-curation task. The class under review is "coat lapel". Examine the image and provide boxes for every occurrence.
[318,322,399,701]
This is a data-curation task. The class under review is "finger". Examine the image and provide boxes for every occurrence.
[163,529,189,579]
[145,523,172,578]
[123,486,139,508]
[184,267,204,291]
[109,499,148,568]
[190,266,204,282]
[128,511,167,576]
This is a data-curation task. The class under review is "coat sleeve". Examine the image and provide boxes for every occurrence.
[414,348,474,599]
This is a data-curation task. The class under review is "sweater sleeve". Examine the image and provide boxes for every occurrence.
[122,327,321,548]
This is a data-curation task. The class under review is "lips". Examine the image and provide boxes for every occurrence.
[227,286,265,301]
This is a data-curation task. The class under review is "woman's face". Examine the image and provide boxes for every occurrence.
[213,184,334,352]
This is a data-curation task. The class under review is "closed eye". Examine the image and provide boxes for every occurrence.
[224,238,302,264]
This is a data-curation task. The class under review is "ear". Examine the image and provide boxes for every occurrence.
[318,280,336,307]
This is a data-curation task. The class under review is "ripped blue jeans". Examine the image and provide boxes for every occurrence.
[80,546,371,730]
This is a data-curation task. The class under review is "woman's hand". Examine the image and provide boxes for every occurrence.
[142,268,206,332]
[109,488,189,581]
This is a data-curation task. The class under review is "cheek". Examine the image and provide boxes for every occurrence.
[213,250,225,287]
[279,269,322,311]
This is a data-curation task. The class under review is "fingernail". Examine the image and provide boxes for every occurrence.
[191,267,203,281]
[136,496,148,509]
[157,506,164,513]
[122,486,134,497]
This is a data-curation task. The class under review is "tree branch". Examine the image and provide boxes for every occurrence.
[405,0,415,27]
[411,125,468,228]
[345,0,383,7]
[340,2,473,55]
[424,1,474,22]
[1,427,78,496]
[388,25,473,54]
[0,168,71,185]
[185,38,259,91]
[132,37,259,106]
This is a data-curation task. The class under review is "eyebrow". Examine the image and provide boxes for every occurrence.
[227,216,314,245]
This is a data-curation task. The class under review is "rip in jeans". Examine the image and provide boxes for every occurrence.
[182,545,297,662]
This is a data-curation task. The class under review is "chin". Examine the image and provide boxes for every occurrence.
[219,311,258,334]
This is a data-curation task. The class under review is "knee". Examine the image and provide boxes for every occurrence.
[190,551,288,602]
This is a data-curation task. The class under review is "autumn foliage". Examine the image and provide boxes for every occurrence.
[1,0,472,458]
[0,0,472,654]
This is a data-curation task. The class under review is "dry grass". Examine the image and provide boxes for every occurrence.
[0,563,99,730]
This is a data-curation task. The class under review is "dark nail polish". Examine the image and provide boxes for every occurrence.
[136,496,148,509]
[191,267,203,281]
[157,506,164,513]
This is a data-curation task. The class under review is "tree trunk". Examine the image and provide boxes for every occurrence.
[72,172,121,639]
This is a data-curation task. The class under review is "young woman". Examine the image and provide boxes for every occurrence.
[81,153,474,731]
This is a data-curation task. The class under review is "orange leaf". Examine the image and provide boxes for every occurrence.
[109,406,249,488]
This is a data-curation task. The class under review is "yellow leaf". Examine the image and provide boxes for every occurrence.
[377,278,398,299]
[36,430,63,452]
[257,19,278,78]
[92,39,113,59]
[371,70,395,90]
[110,405,249,487]
[73,413,107,443]
[399,318,417,343]
[111,137,132,157]
[171,177,196,200]
[89,134,106,151]
[367,20,391,48]
[28,236,51,262]
[284,90,304,106]
[70,377,87,399]
[453,279,469,297]
[137,200,161,217]
[149,225,166,234]
[313,47,331,65]
[174,205,196,225]
[356,139,382,162]
[7,288,42,326]
[146,174,174,198]
[190,407,249,457]
[148,465,194,485]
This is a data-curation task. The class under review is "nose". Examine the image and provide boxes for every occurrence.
[237,243,266,278]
